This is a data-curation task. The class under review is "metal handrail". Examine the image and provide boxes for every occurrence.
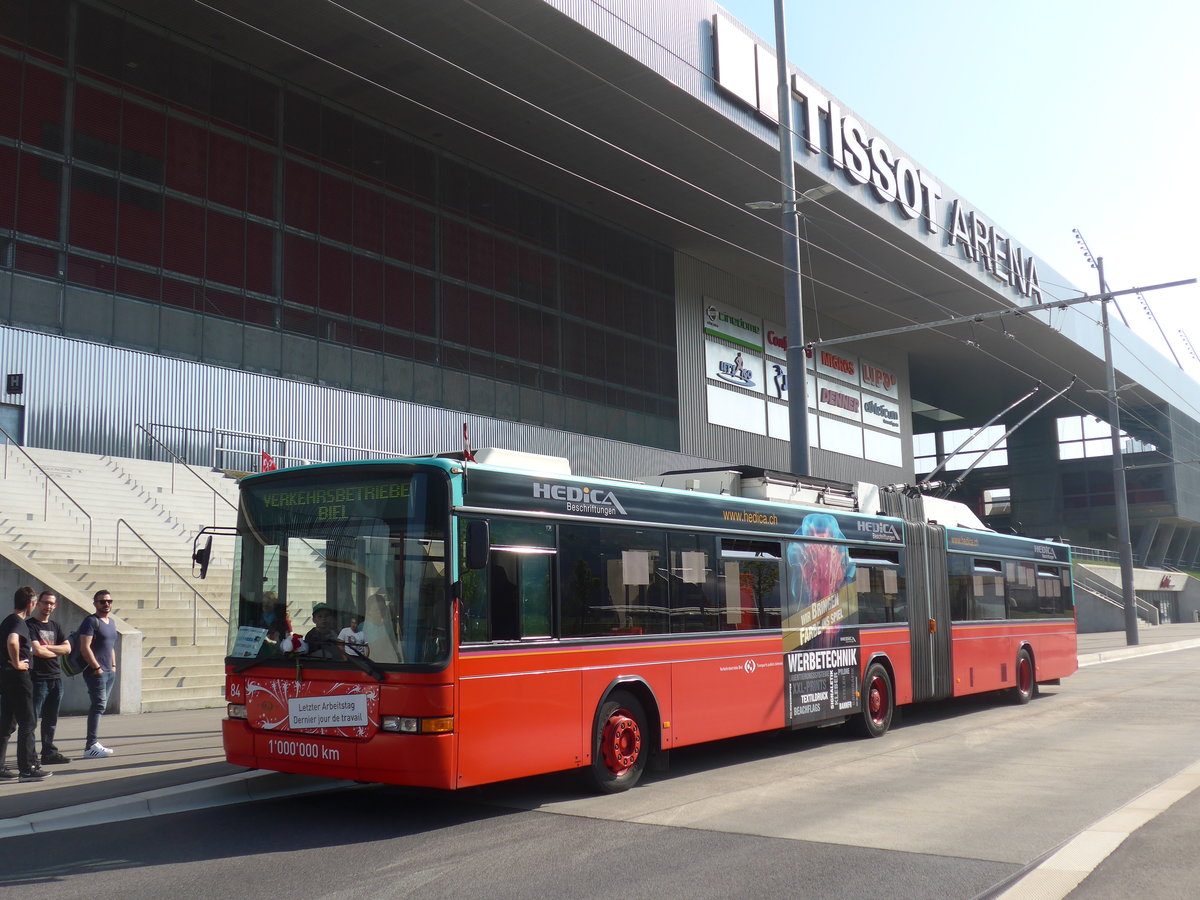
[1069,544,1121,564]
[1073,567,1160,625]
[143,422,407,472]
[115,518,228,645]
[1,427,93,563]
[135,423,237,523]
[211,426,402,470]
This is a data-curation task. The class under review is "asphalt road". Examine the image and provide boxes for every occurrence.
[3,648,1198,899]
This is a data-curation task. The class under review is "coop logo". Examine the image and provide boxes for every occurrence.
[715,351,757,388]
[533,482,628,517]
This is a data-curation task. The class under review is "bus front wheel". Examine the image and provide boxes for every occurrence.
[589,690,648,793]
[852,662,894,738]
[1012,648,1037,704]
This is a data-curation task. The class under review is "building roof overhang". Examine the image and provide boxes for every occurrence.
[106,0,1195,433]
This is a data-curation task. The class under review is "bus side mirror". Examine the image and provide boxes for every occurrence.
[465,521,490,570]
[192,535,213,579]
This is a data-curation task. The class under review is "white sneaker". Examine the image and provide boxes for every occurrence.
[84,743,115,758]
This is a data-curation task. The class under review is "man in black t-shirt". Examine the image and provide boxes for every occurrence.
[28,590,71,765]
[0,586,52,781]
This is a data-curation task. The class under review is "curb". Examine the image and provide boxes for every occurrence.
[1077,638,1200,668]
[0,771,358,839]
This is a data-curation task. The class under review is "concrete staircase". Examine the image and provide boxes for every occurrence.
[0,445,240,711]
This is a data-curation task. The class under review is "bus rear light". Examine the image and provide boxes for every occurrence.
[228,703,248,720]
[381,716,453,734]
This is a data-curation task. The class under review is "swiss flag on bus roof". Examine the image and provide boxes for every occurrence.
[261,450,278,472]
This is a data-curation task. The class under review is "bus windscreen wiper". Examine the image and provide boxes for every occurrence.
[231,640,385,681]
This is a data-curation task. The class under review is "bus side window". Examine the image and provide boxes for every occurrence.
[669,532,719,633]
[849,548,904,624]
[490,554,520,641]
[462,518,555,643]
[459,520,490,643]
[559,523,668,637]
[719,538,782,630]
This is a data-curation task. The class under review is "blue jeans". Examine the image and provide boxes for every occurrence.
[32,678,63,757]
[83,670,115,749]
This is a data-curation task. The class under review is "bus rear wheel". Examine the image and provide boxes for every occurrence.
[589,690,648,793]
[1012,648,1037,704]
[851,662,894,738]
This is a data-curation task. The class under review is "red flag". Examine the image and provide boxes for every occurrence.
[462,423,476,462]
[261,450,278,472]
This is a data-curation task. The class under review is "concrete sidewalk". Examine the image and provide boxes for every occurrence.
[0,705,352,838]
[1076,620,1200,665]
[3,622,1200,837]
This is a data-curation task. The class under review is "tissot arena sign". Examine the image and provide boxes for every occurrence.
[712,15,1043,304]
[702,299,902,466]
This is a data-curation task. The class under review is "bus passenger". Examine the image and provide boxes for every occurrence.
[304,603,344,659]
[362,593,401,663]
[259,591,291,645]
[338,616,368,657]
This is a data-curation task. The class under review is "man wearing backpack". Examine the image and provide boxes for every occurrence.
[0,586,52,781]
[28,590,71,765]
[78,589,118,758]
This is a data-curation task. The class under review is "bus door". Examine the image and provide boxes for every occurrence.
[904,522,953,702]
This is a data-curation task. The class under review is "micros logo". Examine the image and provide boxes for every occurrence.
[533,482,628,517]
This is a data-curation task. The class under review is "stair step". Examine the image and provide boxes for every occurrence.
[3,446,241,713]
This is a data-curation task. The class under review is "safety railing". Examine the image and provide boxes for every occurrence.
[1,426,93,563]
[115,518,228,645]
[134,423,237,524]
[141,422,404,474]
[1072,565,1160,625]
[1069,544,1121,564]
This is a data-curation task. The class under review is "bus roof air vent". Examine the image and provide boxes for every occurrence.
[471,447,572,474]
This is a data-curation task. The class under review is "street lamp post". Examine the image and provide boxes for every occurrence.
[772,0,808,477]
[1097,257,1140,645]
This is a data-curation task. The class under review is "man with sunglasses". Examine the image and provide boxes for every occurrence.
[78,590,118,759]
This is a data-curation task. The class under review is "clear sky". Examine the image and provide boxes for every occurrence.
[717,0,1199,379]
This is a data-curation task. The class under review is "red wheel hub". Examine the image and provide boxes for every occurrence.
[867,676,889,725]
[601,710,641,775]
[1018,656,1033,694]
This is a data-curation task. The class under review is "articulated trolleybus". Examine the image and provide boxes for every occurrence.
[218,447,1076,792]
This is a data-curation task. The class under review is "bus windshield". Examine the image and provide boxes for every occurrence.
[227,467,451,667]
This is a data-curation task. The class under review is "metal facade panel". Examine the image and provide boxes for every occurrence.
[0,326,718,482]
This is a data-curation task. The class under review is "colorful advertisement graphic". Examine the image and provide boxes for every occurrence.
[783,513,861,726]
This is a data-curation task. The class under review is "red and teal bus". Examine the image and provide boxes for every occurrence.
[217,448,1076,792]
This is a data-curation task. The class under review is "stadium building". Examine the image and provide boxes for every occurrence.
[3,0,1199,707]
